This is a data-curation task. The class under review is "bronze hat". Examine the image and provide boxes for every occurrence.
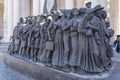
[86,2,91,6]
[93,5,104,12]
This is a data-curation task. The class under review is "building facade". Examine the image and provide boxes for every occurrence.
[0,0,119,41]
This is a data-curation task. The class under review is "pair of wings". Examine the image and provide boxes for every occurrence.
[43,0,57,14]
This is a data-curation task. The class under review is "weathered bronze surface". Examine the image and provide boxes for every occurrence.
[8,4,114,74]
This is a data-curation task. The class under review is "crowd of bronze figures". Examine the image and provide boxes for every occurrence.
[8,4,114,73]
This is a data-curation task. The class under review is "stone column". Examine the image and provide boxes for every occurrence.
[57,0,65,9]
[3,0,8,42]
[7,0,13,42]
[0,13,3,38]
[99,0,107,10]
[109,0,119,39]
[13,0,20,28]
[20,0,31,17]
[119,0,120,34]
[65,0,74,9]
[77,0,84,8]
[33,0,40,16]
[40,0,45,14]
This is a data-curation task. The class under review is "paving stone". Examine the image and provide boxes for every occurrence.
[0,43,120,80]
[0,43,34,80]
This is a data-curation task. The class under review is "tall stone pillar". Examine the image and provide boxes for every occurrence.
[65,0,74,9]
[109,0,119,39]
[3,0,8,42]
[57,0,65,9]
[7,0,13,41]
[118,0,120,35]
[40,0,45,14]
[20,0,31,17]
[13,0,20,28]
[33,0,40,16]
[0,13,3,37]
[99,0,107,10]
[77,0,84,8]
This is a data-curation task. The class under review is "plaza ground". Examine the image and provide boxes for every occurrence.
[0,43,120,80]
[0,43,34,80]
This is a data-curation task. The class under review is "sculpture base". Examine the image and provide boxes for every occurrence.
[3,53,112,80]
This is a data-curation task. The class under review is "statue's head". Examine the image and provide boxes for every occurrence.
[40,14,47,20]
[85,2,92,8]
[105,21,110,28]
[27,19,33,24]
[19,17,24,23]
[56,10,62,16]
[51,10,56,15]
[72,8,79,16]
[94,9,103,18]
[65,10,72,18]
[60,9,66,13]
[106,29,114,37]
[17,22,20,26]
[101,10,107,19]
[60,9,66,17]
[53,10,62,19]
[93,5,104,12]
[79,8,86,14]
[93,5,104,18]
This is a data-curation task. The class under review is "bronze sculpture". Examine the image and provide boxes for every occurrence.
[8,4,114,74]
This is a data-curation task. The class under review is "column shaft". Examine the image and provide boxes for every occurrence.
[99,0,107,10]
[20,0,30,17]
[118,0,120,35]
[33,0,40,16]
[40,0,45,14]
[77,0,84,8]
[3,0,8,41]
[7,0,13,41]
[109,0,119,39]
[13,0,20,28]
[57,0,65,9]
[65,0,74,9]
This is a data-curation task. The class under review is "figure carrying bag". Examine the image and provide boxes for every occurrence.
[45,41,54,51]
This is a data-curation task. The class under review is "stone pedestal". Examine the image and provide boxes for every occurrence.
[2,53,111,80]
